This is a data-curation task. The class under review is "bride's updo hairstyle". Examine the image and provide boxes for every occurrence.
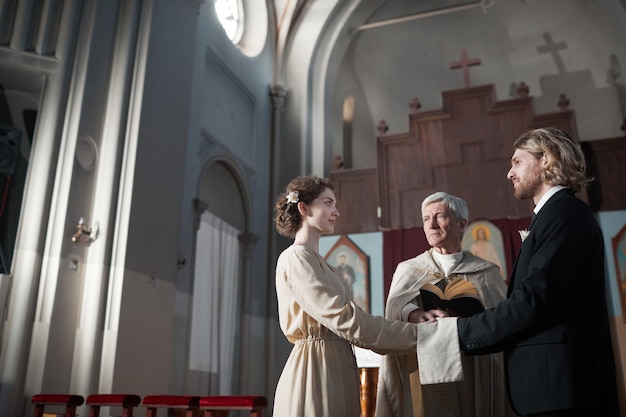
[274,175,334,237]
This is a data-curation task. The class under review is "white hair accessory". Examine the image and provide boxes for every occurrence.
[286,191,299,204]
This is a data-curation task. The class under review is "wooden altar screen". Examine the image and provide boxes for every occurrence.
[376,84,578,230]
[331,84,581,236]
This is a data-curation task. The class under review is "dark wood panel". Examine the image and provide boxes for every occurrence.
[582,134,626,211]
[330,168,379,235]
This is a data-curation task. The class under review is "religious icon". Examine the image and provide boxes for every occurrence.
[611,223,626,323]
[462,221,507,280]
[336,253,356,292]
[324,235,370,313]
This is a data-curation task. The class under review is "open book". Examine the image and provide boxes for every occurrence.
[420,278,485,317]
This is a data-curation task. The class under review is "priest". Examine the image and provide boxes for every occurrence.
[376,192,514,417]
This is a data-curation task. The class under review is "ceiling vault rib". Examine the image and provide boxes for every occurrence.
[355,0,500,31]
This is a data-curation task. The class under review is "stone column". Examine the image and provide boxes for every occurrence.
[70,0,147,398]
[96,0,155,397]
[265,84,288,392]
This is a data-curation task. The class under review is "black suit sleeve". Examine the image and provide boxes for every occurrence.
[457,193,603,355]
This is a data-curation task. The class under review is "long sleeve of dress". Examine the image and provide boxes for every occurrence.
[277,245,418,354]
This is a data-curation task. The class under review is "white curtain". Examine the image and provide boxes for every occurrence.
[189,211,240,394]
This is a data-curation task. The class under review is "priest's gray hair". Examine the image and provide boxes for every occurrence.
[421,191,469,224]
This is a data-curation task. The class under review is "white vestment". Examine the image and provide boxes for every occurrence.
[376,249,515,417]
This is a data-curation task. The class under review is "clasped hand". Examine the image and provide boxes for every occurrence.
[408,308,449,323]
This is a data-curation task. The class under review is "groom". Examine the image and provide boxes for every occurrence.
[442,127,619,417]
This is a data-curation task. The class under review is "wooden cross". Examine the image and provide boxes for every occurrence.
[449,49,481,88]
[537,33,567,74]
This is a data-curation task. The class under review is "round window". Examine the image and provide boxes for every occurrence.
[214,0,244,44]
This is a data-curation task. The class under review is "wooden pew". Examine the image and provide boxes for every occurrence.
[199,395,268,417]
[142,395,200,417]
[32,394,84,417]
[86,394,142,417]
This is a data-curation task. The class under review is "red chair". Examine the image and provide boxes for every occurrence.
[199,396,268,417]
[86,394,141,417]
[32,394,84,417]
[142,395,200,417]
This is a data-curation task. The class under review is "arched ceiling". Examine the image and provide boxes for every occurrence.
[272,0,501,82]
[270,0,505,175]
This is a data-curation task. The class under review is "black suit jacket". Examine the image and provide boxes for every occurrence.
[457,189,619,416]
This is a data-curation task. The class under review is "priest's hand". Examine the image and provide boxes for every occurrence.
[408,308,449,323]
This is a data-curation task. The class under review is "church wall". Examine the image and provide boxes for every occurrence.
[112,270,177,396]
[279,0,351,179]
[331,40,378,169]
[169,0,275,401]
[124,3,196,282]
[96,0,198,405]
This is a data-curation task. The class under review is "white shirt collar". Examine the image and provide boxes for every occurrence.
[534,185,568,214]
[431,250,464,276]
